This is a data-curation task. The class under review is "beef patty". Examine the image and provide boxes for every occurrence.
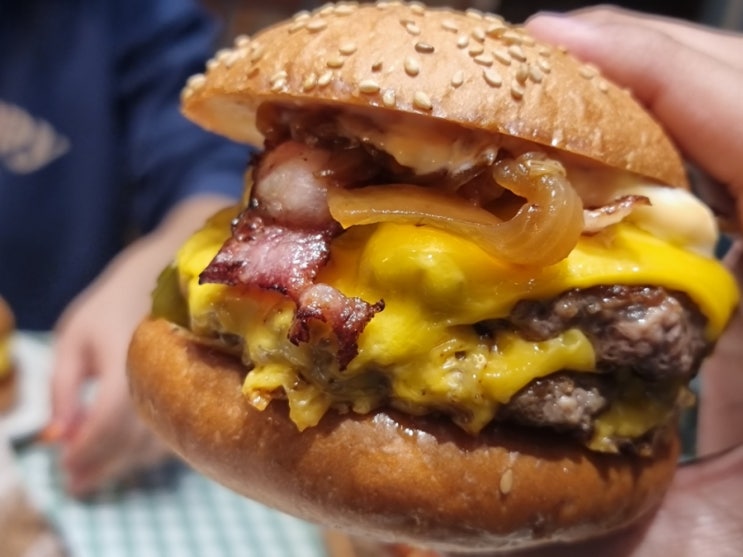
[491,285,708,446]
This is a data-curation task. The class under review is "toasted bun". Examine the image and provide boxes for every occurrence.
[128,318,680,552]
[181,1,686,188]
[0,296,16,413]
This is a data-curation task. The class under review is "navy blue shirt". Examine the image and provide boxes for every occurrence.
[0,0,251,329]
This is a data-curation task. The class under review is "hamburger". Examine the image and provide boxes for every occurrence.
[0,296,17,413]
[127,2,739,552]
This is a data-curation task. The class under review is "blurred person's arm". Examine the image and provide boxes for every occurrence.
[50,0,250,496]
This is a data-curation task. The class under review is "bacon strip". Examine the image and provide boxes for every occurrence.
[583,194,651,234]
[291,284,384,369]
[199,210,383,368]
[200,212,333,295]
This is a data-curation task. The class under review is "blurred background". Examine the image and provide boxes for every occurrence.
[200,0,743,40]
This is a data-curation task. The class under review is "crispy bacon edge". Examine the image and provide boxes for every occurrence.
[199,210,383,368]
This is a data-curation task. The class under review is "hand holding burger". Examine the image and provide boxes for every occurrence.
[127,3,739,553]
[515,7,743,556]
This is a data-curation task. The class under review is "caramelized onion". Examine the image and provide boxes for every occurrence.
[327,152,584,266]
[490,153,584,265]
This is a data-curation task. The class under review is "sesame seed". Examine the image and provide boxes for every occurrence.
[359,79,381,93]
[215,48,231,62]
[270,70,288,83]
[451,70,464,87]
[484,13,505,24]
[538,45,552,57]
[250,44,264,63]
[597,79,609,93]
[206,58,219,71]
[223,50,241,68]
[405,21,421,35]
[293,10,310,20]
[536,57,552,73]
[415,41,435,54]
[371,60,383,72]
[472,27,486,43]
[326,56,345,68]
[580,64,598,79]
[557,45,568,54]
[382,89,396,106]
[289,20,306,33]
[306,18,328,32]
[485,23,506,38]
[270,77,287,92]
[502,30,523,45]
[493,47,512,66]
[529,65,544,83]
[515,63,529,83]
[456,35,470,49]
[334,3,357,15]
[318,3,335,16]
[318,70,333,87]
[302,73,317,91]
[465,8,484,20]
[510,82,525,100]
[519,33,536,47]
[234,34,250,48]
[508,44,527,62]
[473,53,494,66]
[468,43,485,56]
[409,2,425,15]
[339,41,358,55]
[551,129,565,147]
[483,68,502,87]
[187,73,206,89]
[247,65,259,77]
[499,469,514,495]
[404,56,420,76]
[413,90,433,111]
[441,19,459,32]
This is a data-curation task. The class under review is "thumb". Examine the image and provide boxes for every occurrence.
[525,12,743,203]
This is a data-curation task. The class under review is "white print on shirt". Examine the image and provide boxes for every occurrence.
[0,100,70,174]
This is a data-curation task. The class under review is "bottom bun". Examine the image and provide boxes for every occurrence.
[127,318,680,553]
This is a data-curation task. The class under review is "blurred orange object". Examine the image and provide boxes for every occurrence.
[0,296,17,413]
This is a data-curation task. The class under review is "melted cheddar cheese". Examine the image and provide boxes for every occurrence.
[172,208,738,444]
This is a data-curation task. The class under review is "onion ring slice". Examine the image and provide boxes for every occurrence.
[327,152,584,266]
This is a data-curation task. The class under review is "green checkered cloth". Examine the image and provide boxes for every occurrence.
[17,447,326,557]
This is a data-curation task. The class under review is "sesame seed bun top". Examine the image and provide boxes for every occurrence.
[181,1,687,189]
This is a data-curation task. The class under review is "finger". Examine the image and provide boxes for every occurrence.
[65,411,169,496]
[566,5,743,70]
[50,322,93,438]
[697,241,743,455]
[60,336,129,491]
[525,13,743,201]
